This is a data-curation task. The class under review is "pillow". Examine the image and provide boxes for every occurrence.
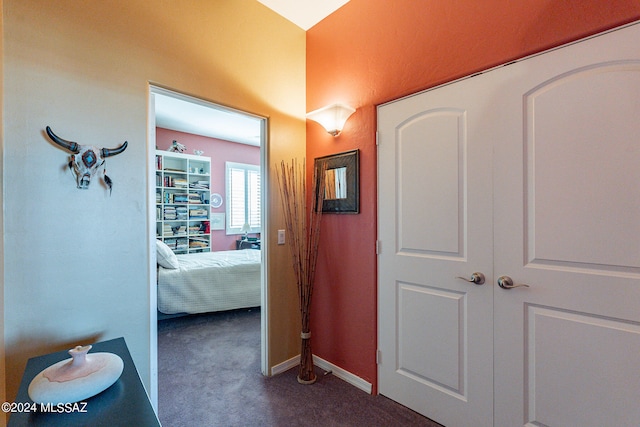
[156,240,179,269]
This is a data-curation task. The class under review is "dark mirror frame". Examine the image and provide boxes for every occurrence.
[314,149,359,214]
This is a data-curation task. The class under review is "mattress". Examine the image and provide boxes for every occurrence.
[157,249,261,314]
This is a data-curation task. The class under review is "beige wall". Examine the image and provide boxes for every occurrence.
[2,0,305,406]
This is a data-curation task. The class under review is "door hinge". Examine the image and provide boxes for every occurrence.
[375,131,379,146]
[376,349,382,365]
[376,240,381,255]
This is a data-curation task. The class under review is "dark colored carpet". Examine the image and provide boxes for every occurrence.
[158,308,441,427]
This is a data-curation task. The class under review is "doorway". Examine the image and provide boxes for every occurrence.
[147,85,268,409]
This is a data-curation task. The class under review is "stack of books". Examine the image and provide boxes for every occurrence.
[188,193,203,204]
[189,208,208,219]
[176,206,188,220]
[163,206,177,220]
[175,238,188,251]
[163,192,189,203]
[190,180,210,189]
[171,225,186,236]
[189,238,209,249]
[173,177,188,188]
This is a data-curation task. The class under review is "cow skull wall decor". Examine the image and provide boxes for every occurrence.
[46,126,128,193]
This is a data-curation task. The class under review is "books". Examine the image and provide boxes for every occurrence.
[189,237,209,248]
[189,180,210,189]
[156,151,212,254]
[189,208,208,219]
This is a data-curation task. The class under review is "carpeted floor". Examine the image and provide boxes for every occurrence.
[158,308,442,427]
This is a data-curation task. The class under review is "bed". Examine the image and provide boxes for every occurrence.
[157,246,261,315]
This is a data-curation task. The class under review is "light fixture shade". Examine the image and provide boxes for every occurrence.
[306,103,356,136]
[241,223,251,233]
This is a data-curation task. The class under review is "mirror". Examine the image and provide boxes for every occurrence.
[314,149,359,213]
[324,167,347,199]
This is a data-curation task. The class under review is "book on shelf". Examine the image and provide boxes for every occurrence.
[189,237,209,248]
[176,206,188,220]
[173,178,188,188]
[164,237,188,251]
[188,193,203,203]
[175,238,188,250]
[188,221,209,233]
[164,192,189,204]
[172,225,187,236]
[189,180,210,189]
[189,208,208,218]
[163,176,187,188]
[163,206,177,220]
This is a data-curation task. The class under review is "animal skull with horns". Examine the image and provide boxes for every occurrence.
[46,126,128,193]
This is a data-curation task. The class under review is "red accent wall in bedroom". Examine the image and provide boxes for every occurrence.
[306,0,640,393]
[156,128,260,251]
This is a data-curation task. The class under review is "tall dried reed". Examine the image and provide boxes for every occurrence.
[277,159,325,384]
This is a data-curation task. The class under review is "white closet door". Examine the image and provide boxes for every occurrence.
[377,65,494,427]
[378,22,640,427]
[493,23,640,427]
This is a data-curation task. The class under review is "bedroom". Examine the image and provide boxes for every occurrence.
[153,92,264,319]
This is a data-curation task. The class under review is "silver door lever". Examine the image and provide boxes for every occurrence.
[497,275,530,289]
[456,272,486,285]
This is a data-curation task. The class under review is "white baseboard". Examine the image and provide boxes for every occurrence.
[270,354,373,395]
[312,355,372,395]
[270,355,299,376]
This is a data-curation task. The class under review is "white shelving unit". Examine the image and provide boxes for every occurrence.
[155,150,211,254]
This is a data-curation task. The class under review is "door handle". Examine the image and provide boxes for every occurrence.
[497,275,530,290]
[456,272,485,285]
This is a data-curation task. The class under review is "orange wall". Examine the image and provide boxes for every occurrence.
[306,0,640,392]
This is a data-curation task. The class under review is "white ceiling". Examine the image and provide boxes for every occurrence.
[155,94,263,147]
[155,1,349,146]
[257,0,350,30]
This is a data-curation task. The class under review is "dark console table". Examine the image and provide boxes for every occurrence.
[9,337,160,427]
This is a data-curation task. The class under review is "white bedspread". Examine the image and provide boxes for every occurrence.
[157,249,261,314]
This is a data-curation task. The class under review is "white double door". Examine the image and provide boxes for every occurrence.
[378,23,640,427]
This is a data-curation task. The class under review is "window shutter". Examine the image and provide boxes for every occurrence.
[225,162,261,234]
[248,169,261,228]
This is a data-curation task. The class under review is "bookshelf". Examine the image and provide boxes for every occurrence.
[155,150,211,254]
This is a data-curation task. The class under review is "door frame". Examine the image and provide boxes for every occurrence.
[146,85,269,409]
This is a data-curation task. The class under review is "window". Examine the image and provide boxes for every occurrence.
[225,162,261,235]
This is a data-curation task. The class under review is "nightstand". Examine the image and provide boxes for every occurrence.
[236,239,260,250]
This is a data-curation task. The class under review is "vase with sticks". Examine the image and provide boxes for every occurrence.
[277,158,325,384]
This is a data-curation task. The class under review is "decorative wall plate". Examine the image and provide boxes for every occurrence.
[210,193,223,208]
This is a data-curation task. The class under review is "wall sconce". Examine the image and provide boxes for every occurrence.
[306,103,356,136]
